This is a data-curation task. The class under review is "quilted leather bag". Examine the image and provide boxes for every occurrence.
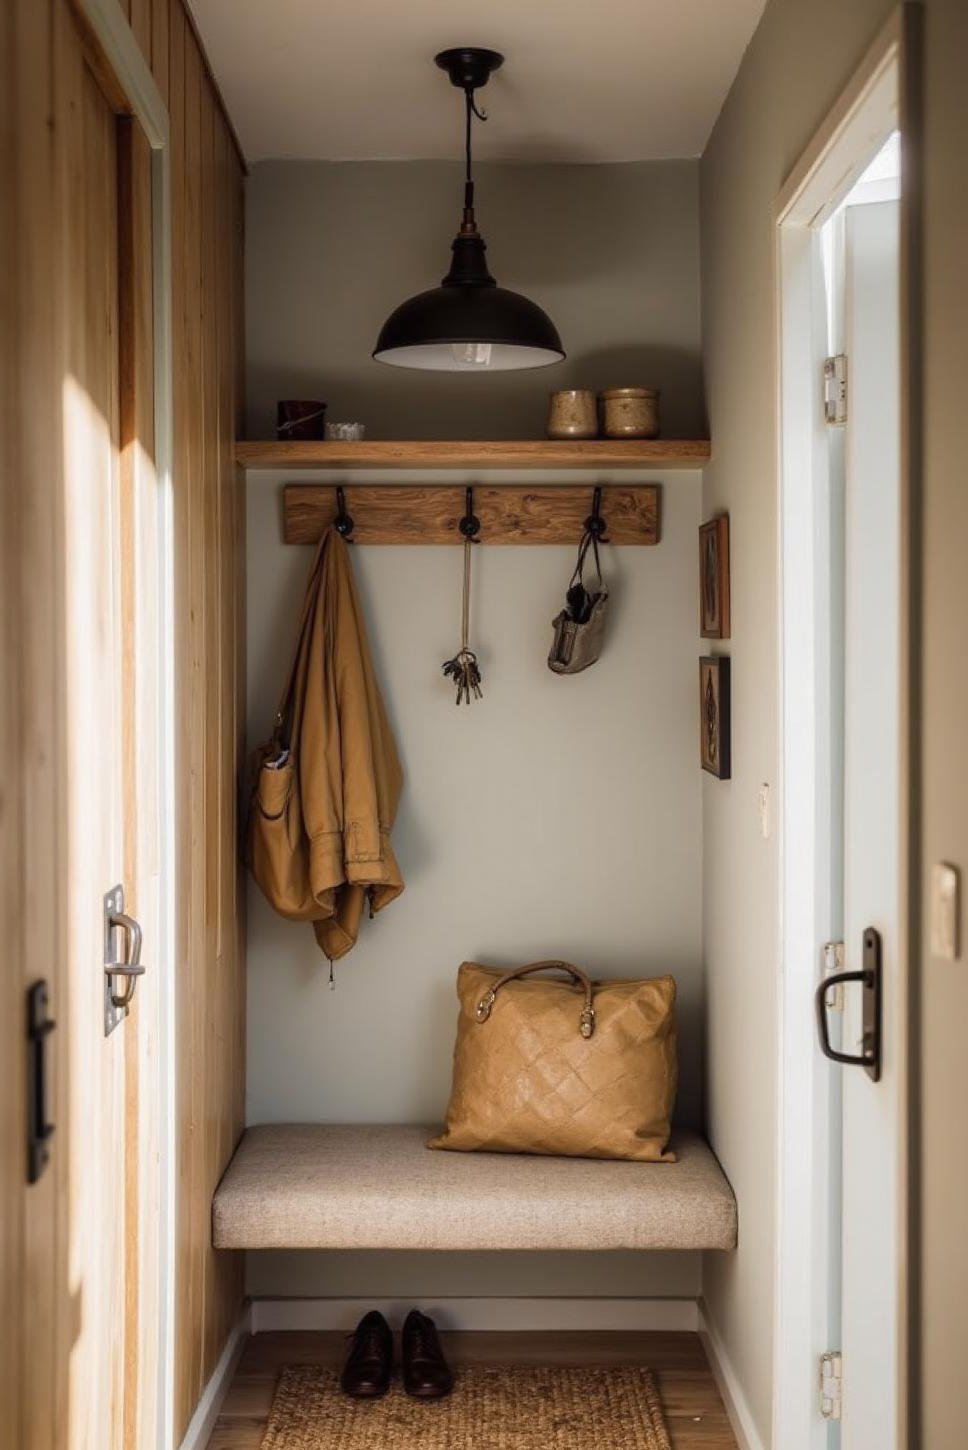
[429,961,677,1162]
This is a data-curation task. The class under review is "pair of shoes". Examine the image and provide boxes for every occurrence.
[340,1309,454,1401]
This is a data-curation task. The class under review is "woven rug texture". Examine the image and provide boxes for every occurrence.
[259,1364,672,1449]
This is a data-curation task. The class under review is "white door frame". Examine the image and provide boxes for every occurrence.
[773,8,919,1448]
[75,5,176,1448]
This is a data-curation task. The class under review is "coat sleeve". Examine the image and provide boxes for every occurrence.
[298,530,345,917]
[329,533,403,890]
[302,531,404,959]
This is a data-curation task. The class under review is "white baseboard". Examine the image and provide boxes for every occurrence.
[251,1296,699,1334]
[698,1302,767,1450]
[177,1306,251,1450]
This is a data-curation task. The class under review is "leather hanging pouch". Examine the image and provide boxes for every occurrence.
[548,528,609,674]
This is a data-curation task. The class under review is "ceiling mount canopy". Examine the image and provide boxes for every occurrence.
[373,46,565,373]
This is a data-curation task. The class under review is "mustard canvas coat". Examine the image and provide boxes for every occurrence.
[248,527,404,959]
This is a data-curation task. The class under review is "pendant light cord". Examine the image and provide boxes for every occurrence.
[463,89,475,221]
[462,86,487,229]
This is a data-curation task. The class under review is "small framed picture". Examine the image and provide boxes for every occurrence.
[699,515,730,639]
[700,656,731,779]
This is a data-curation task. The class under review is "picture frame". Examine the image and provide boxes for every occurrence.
[699,514,730,639]
[700,656,731,779]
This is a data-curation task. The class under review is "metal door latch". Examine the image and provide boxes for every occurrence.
[104,885,145,1036]
[822,941,846,1010]
[815,927,882,1082]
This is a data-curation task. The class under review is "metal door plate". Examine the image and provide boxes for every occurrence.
[861,927,881,1082]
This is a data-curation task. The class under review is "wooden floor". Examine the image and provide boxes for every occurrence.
[206,1331,739,1448]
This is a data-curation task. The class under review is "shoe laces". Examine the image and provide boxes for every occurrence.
[406,1314,437,1360]
[349,1322,386,1361]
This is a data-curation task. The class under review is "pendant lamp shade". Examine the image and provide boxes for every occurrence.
[373,233,564,372]
[373,48,565,373]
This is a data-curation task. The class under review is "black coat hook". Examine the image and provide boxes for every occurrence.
[584,485,609,543]
[334,486,354,540]
[459,486,481,541]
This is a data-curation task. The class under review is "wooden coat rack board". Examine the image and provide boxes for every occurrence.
[282,484,660,546]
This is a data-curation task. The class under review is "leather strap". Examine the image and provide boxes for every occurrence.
[273,530,331,749]
[570,529,602,593]
[475,960,596,1039]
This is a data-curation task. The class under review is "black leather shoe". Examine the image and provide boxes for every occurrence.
[340,1310,394,1398]
[401,1309,454,1399]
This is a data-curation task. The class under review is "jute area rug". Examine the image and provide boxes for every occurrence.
[260,1364,672,1449]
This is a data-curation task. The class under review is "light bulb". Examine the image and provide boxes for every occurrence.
[451,342,493,368]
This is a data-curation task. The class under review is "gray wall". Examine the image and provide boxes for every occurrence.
[245,159,703,440]
[244,469,704,1303]
[243,157,708,1308]
[699,1,968,1445]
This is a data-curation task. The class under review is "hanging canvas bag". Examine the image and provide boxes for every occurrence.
[429,961,678,1162]
[548,528,609,674]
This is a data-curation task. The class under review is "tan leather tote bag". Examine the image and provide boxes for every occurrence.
[429,961,678,1163]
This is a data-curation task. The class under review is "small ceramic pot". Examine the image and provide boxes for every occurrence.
[599,387,660,439]
[325,422,366,441]
[546,389,598,440]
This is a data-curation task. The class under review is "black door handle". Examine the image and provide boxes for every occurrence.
[27,980,56,1183]
[815,927,882,1083]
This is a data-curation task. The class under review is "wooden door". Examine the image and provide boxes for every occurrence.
[59,22,164,1450]
[1,4,163,1447]
[60,40,130,1448]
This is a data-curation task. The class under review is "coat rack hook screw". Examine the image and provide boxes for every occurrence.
[459,486,481,541]
[334,486,355,540]
[584,486,609,542]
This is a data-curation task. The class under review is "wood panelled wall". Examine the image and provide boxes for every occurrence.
[4,3,245,1445]
[127,0,248,1439]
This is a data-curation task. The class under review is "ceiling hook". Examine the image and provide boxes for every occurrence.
[584,485,609,543]
[334,486,355,541]
[459,485,481,541]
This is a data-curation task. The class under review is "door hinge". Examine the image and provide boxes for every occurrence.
[819,1351,843,1420]
[823,354,848,424]
[822,941,846,1010]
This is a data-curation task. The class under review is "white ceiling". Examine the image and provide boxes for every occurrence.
[188,0,767,165]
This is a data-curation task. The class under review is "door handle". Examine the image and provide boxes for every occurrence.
[104,885,146,1035]
[815,927,882,1082]
[27,981,56,1183]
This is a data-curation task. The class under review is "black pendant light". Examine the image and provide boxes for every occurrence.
[373,48,565,372]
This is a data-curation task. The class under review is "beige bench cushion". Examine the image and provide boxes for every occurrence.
[212,1124,737,1252]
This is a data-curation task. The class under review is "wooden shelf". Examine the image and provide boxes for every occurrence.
[236,438,710,471]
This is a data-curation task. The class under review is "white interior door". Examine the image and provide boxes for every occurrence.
[839,197,902,1447]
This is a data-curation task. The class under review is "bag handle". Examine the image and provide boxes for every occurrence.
[475,960,596,1039]
[272,530,332,749]
[570,529,603,594]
